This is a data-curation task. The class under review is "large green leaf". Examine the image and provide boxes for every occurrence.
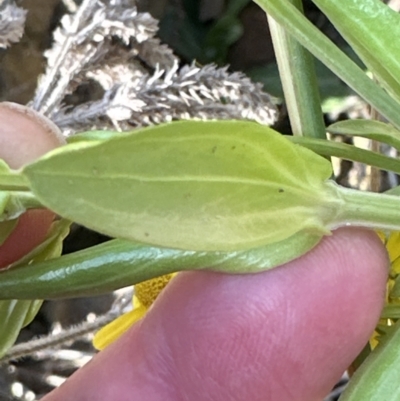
[312,0,400,103]
[23,121,339,251]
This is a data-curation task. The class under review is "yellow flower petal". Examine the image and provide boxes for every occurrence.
[93,304,147,350]
[93,273,177,351]
[386,231,400,263]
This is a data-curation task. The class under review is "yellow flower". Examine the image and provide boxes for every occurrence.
[93,273,176,350]
[369,231,400,349]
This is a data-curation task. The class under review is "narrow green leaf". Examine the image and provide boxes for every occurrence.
[267,0,326,138]
[312,0,400,103]
[0,232,321,300]
[23,121,339,251]
[381,304,400,320]
[289,136,400,175]
[0,300,37,358]
[0,219,69,357]
[22,300,43,327]
[339,320,400,401]
[253,0,400,130]
[390,276,400,298]
[328,120,400,151]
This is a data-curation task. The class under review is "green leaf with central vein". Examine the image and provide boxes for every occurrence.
[311,0,400,103]
[23,121,340,251]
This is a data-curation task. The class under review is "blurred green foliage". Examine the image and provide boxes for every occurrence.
[159,0,250,64]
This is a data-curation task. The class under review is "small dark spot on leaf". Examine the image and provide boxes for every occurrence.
[184,193,192,199]
[278,188,284,193]
[231,146,236,150]
[212,146,217,153]
[144,232,149,237]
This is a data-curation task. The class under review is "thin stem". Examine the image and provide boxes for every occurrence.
[332,184,400,232]
[267,0,326,138]
[0,293,131,364]
[0,173,30,191]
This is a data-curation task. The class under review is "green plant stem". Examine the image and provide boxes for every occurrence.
[333,184,400,232]
[0,173,30,192]
[253,0,400,130]
[267,0,325,138]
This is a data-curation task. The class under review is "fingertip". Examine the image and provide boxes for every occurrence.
[0,102,64,267]
[42,228,389,401]
[147,228,388,400]
[0,209,55,268]
[0,102,64,169]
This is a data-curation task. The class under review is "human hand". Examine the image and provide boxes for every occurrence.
[0,102,63,267]
[0,103,389,401]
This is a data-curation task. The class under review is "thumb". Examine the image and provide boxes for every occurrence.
[0,102,64,267]
[43,228,388,401]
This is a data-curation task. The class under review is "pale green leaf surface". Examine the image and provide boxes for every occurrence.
[66,131,125,144]
[312,0,400,102]
[23,121,339,251]
[328,120,400,150]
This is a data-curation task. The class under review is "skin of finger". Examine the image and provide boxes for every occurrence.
[0,211,55,268]
[0,102,64,169]
[0,102,63,268]
[42,228,388,401]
